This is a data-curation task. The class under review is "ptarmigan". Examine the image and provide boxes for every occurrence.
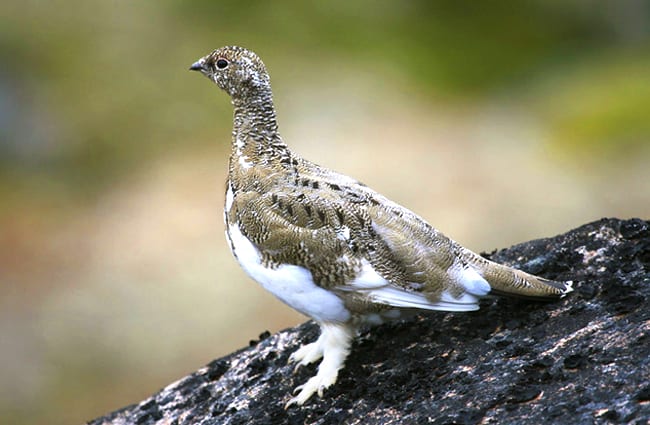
[189,46,572,407]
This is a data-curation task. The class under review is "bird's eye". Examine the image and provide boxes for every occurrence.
[216,59,229,69]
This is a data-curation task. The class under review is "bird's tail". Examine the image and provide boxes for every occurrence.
[465,249,573,299]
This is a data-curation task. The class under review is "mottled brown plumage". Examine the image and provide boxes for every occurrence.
[190,46,572,406]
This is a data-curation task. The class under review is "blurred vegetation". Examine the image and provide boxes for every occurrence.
[0,1,648,424]
[1,0,648,199]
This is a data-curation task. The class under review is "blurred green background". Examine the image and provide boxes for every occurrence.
[1,1,649,423]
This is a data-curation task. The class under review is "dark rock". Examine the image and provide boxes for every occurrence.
[563,353,586,369]
[508,386,541,403]
[249,330,272,347]
[88,218,650,425]
[618,218,649,240]
[635,384,650,402]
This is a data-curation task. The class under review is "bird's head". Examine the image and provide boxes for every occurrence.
[189,46,271,102]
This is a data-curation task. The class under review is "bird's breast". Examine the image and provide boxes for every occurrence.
[226,219,351,323]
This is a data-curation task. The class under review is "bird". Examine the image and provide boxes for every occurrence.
[189,46,573,407]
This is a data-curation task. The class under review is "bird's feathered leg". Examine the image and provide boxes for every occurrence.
[285,322,355,407]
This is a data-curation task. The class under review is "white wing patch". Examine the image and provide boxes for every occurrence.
[454,266,491,297]
[368,286,480,312]
[348,260,389,289]
[344,260,482,312]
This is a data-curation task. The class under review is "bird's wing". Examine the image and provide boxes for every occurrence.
[229,175,490,312]
[354,190,490,311]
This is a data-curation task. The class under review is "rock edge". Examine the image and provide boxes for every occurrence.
[89,218,650,425]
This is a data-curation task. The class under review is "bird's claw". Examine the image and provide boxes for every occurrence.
[292,384,304,395]
[284,371,338,408]
[285,381,321,408]
[287,342,324,370]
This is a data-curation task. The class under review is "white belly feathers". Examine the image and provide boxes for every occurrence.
[226,221,351,323]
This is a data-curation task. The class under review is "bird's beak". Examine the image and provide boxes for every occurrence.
[189,60,204,71]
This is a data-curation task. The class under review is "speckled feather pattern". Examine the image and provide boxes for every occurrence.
[190,46,572,406]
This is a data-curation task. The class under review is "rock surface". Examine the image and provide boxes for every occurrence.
[88,218,649,425]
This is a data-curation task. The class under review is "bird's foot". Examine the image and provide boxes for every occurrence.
[285,368,339,408]
[289,340,324,372]
[284,322,354,408]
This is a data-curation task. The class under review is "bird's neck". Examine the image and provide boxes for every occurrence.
[229,90,293,181]
[232,87,278,131]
